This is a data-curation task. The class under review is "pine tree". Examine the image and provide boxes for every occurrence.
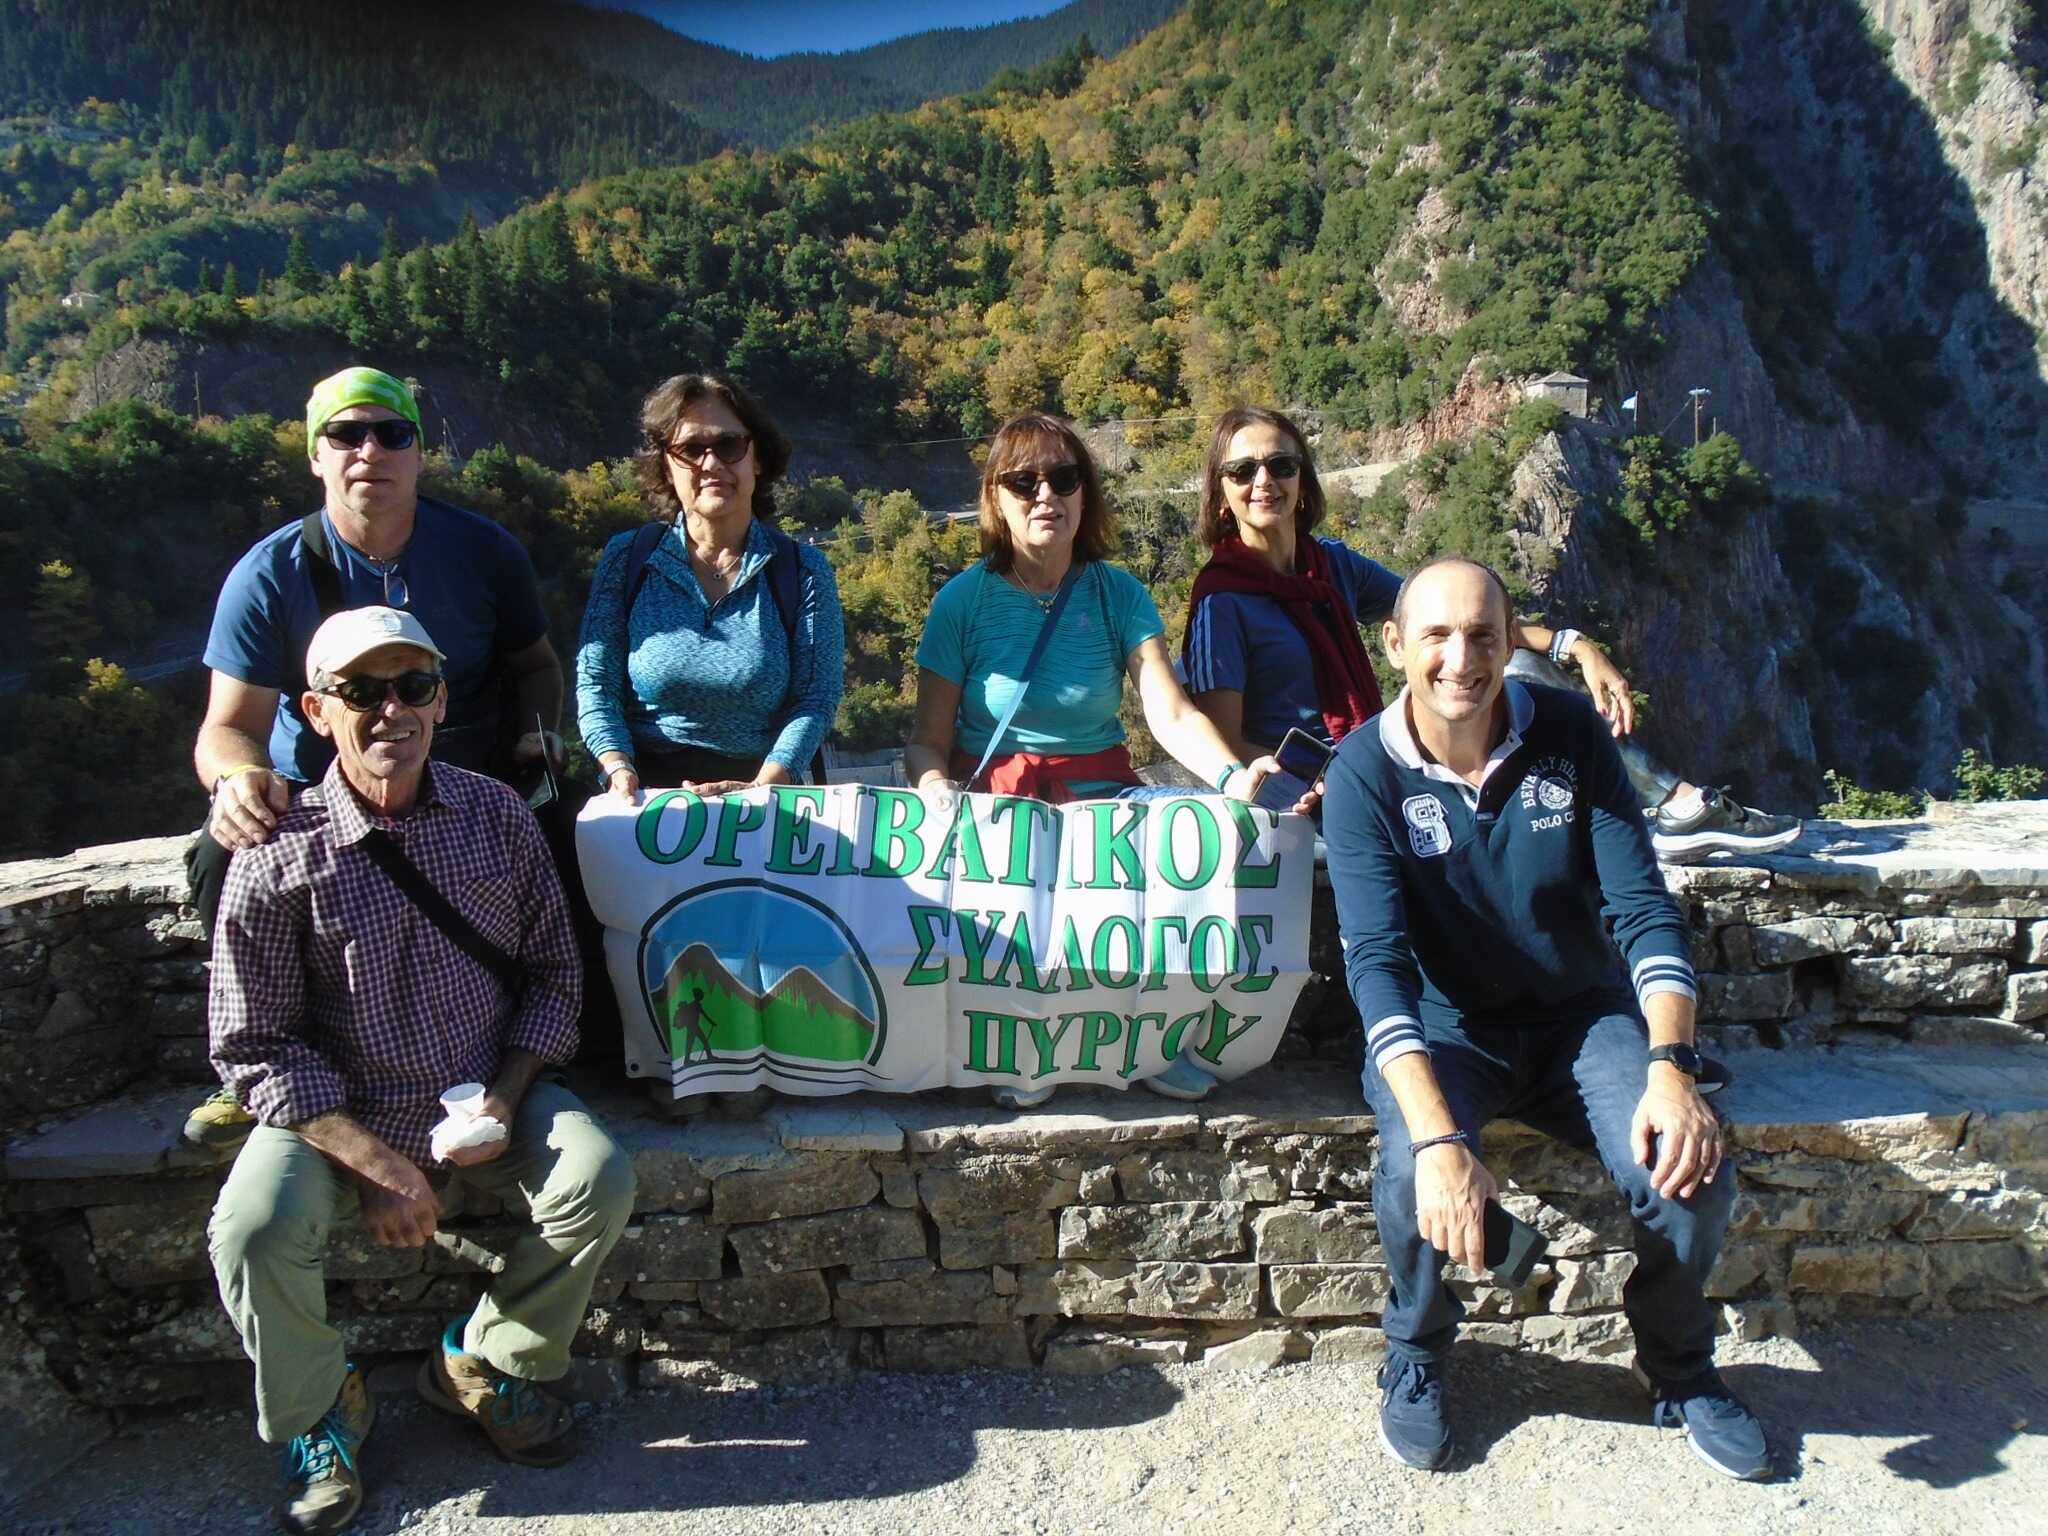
[195,257,216,294]
[220,262,243,302]
[404,241,441,340]
[1026,137,1053,197]
[281,230,318,295]
[375,216,404,340]
[339,265,375,349]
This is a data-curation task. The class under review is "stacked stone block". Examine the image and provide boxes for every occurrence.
[3,819,2046,1419]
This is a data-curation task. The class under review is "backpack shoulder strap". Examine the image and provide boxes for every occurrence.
[622,520,670,612]
[764,523,804,638]
[299,512,345,620]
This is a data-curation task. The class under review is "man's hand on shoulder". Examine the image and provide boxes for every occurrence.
[210,768,290,850]
[1414,1140,1497,1272]
[1632,1069,1722,1200]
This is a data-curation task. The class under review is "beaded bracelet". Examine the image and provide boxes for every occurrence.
[1408,1130,1473,1156]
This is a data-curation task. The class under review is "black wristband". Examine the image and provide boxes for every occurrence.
[1408,1130,1472,1156]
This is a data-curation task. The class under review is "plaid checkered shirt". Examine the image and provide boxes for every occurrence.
[208,759,581,1166]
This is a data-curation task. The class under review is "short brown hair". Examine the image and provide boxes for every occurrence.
[1198,405,1327,548]
[978,413,1115,573]
[634,372,791,522]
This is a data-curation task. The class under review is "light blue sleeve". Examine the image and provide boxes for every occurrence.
[763,545,846,773]
[573,530,638,762]
[1100,562,1165,661]
[914,566,977,685]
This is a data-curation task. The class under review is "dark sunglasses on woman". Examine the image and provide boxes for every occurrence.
[996,463,1084,499]
[1219,453,1303,485]
[665,431,752,466]
[322,419,419,452]
[318,671,442,711]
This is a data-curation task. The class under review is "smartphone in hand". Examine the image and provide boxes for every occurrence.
[1482,1200,1549,1287]
[1253,727,1335,813]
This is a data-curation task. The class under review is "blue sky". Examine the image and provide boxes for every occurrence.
[605,2,1072,57]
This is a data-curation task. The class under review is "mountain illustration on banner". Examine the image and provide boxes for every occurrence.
[639,883,886,1070]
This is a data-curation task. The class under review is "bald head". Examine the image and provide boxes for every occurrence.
[1390,555,1514,640]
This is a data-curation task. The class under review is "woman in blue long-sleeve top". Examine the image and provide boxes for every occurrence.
[576,373,844,799]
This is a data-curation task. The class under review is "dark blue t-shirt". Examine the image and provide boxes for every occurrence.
[203,498,550,783]
[1182,537,1402,748]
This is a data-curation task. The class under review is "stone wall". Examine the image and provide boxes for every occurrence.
[2,809,2046,1461]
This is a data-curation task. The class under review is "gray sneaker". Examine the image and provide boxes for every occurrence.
[1635,1362,1770,1480]
[1652,788,1801,859]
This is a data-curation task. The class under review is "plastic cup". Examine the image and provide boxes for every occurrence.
[439,1082,487,1120]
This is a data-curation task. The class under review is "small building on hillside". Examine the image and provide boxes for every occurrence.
[1524,370,1590,417]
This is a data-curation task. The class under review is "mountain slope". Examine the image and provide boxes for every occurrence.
[585,0,1185,147]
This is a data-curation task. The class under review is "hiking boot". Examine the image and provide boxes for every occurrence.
[1142,1050,1219,1102]
[277,1361,374,1534]
[183,1083,256,1152]
[990,1082,1057,1110]
[1377,1354,1453,1471]
[418,1318,576,1467]
[1652,788,1801,859]
[1635,1362,1771,1480]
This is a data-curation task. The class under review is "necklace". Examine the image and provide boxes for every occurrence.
[1008,568,1066,611]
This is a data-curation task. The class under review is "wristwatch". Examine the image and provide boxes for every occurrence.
[1647,1042,1703,1078]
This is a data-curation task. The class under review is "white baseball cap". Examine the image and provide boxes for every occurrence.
[305,605,446,680]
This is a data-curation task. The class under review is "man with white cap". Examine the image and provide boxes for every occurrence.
[185,364,567,1148]
[205,606,632,1535]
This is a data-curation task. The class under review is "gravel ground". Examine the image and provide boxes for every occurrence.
[12,1315,2046,1536]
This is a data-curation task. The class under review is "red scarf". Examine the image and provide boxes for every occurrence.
[1184,536,1383,743]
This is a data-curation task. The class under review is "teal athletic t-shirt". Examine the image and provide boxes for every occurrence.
[916,560,1164,781]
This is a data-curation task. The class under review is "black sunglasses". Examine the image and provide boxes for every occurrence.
[318,671,442,711]
[322,419,419,452]
[1219,453,1303,486]
[995,464,1084,499]
[664,431,752,467]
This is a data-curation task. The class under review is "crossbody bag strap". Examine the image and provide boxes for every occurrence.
[964,562,1081,793]
[299,511,345,619]
[357,828,524,993]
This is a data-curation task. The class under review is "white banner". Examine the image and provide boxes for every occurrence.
[576,785,1315,1099]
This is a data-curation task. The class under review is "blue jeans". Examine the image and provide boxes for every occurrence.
[1504,651,1681,809]
[1362,1009,1735,1382]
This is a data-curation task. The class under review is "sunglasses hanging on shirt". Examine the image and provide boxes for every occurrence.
[322,419,419,452]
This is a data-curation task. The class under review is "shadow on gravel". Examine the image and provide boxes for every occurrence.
[1447,1327,2047,1491]
[366,1366,1184,1525]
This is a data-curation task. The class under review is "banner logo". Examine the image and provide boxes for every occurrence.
[638,878,887,1091]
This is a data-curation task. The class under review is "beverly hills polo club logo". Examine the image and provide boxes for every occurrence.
[1521,756,1579,830]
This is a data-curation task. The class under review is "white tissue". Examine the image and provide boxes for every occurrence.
[429,1082,508,1163]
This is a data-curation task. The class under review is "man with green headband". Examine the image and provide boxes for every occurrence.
[185,366,567,1146]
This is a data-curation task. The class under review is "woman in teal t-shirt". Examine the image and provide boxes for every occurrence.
[905,411,1293,1108]
[906,411,1282,804]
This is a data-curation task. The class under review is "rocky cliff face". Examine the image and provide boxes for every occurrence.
[1496,0,2048,808]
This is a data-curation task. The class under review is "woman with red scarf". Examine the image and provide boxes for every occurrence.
[1183,408,1641,816]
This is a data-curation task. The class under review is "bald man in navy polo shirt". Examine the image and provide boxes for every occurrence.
[1322,555,1768,1480]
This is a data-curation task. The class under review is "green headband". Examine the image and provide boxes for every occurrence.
[305,367,422,456]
